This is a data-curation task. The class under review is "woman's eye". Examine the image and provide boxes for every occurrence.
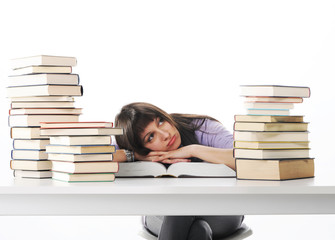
[148,134,154,142]
[158,118,164,125]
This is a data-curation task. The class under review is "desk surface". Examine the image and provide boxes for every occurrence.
[0,175,335,216]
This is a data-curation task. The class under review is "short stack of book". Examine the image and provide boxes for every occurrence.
[41,122,123,182]
[7,55,83,179]
[234,85,315,180]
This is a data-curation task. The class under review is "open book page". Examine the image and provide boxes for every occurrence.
[116,161,236,178]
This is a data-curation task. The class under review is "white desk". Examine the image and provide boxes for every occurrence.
[0,175,334,216]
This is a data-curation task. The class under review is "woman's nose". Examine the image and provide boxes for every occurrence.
[159,130,169,140]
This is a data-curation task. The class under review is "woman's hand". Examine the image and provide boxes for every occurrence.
[134,147,193,164]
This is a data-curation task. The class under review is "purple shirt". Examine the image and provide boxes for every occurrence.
[193,119,233,149]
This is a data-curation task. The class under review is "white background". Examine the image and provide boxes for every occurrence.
[0,0,335,239]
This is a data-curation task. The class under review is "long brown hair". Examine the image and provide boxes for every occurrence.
[115,102,218,156]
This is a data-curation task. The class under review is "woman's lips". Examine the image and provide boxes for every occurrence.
[167,135,176,147]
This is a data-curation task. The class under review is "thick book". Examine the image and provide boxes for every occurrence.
[234,131,309,142]
[115,162,236,178]
[14,170,52,179]
[13,139,50,150]
[46,145,116,154]
[240,85,311,98]
[52,172,115,182]
[234,141,309,149]
[51,161,119,173]
[40,127,123,136]
[11,149,48,160]
[10,160,52,170]
[247,109,290,116]
[244,96,303,103]
[6,85,83,97]
[236,158,314,180]
[234,122,308,132]
[49,136,111,146]
[10,127,47,139]
[9,108,82,115]
[233,148,310,159]
[12,66,72,75]
[10,55,77,69]
[40,121,113,129]
[9,114,79,127]
[8,74,79,86]
[10,96,75,102]
[11,101,75,109]
[244,102,294,110]
[48,153,113,162]
[234,115,304,123]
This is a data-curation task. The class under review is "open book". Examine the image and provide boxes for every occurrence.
[115,161,236,178]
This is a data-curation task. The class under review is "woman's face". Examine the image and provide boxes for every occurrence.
[140,117,181,151]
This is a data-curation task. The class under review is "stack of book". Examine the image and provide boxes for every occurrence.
[41,122,123,182]
[234,85,315,180]
[7,55,83,179]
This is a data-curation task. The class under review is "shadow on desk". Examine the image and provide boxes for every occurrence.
[138,223,253,240]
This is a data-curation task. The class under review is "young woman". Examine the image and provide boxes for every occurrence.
[113,102,244,240]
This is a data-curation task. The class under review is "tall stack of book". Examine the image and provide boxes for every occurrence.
[7,55,83,179]
[41,122,123,182]
[234,85,315,180]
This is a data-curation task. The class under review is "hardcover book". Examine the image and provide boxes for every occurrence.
[234,115,304,123]
[11,101,75,109]
[9,108,82,115]
[6,85,83,97]
[9,114,79,127]
[233,122,308,132]
[49,136,111,146]
[40,127,123,136]
[51,161,119,173]
[14,170,52,179]
[233,141,309,149]
[10,55,77,69]
[234,131,309,142]
[10,160,52,171]
[236,158,314,180]
[8,73,79,86]
[46,145,116,154]
[12,66,72,75]
[233,148,310,159]
[48,153,114,162]
[240,85,311,98]
[52,172,115,182]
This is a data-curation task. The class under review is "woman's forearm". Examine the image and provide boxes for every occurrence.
[190,145,236,170]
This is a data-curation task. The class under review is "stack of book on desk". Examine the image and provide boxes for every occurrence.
[234,85,315,180]
[7,55,82,179]
[41,122,123,182]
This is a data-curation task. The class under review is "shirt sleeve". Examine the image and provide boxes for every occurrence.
[111,136,120,150]
[194,119,234,149]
